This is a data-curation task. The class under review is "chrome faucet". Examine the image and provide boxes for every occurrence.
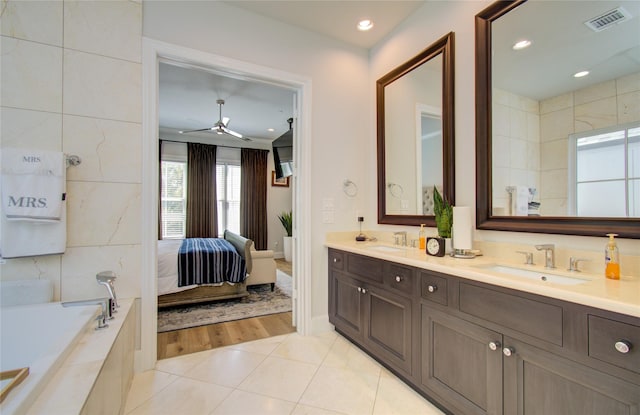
[62,298,113,329]
[534,244,555,269]
[393,231,407,246]
[96,271,118,311]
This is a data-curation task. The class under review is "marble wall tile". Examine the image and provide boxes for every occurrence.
[617,72,640,95]
[1,37,63,112]
[540,198,568,217]
[540,107,574,142]
[540,169,568,199]
[66,181,141,247]
[493,88,510,106]
[63,49,141,123]
[61,244,141,301]
[63,115,141,183]
[574,80,616,106]
[540,92,573,115]
[510,169,531,189]
[492,103,510,136]
[527,113,540,143]
[574,96,617,132]
[509,93,538,113]
[509,108,526,140]
[64,0,142,62]
[0,0,63,46]
[525,141,539,171]
[492,135,510,168]
[0,107,62,150]
[540,138,568,171]
[617,91,640,124]
[0,255,62,300]
[509,138,527,168]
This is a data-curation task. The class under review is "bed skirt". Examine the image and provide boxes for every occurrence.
[158,282,249,308]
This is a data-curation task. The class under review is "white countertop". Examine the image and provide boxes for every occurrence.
[326,240,640,319]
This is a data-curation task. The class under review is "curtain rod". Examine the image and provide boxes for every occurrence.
[160,138,271,151]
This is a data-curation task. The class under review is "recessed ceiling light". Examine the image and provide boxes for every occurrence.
[574,70,590,78]
[357,19,373,31]
[512,40,532,50]
[267,128,275,132]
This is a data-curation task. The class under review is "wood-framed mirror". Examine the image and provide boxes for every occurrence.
[377,32,455,226]
[476,0,640,238]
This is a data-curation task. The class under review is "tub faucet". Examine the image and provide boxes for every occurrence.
[534,244,555,269]
[62,298,113,329]
[96,271,118,311]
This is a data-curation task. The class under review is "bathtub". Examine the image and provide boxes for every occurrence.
[0,302,101,415]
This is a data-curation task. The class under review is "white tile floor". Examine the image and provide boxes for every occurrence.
[125,331,446,415]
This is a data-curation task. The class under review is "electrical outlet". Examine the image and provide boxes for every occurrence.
[357,216,364,222]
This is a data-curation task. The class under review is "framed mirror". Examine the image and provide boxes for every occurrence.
[476,1,640,238]
[377,32,455,226]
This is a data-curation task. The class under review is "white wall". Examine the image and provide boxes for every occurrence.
[144,1,371,321]
[369,1,640,262]
[0,1,143,302]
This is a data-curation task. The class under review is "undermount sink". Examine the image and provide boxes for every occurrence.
[474,264,590,286]
[364,245,407,253]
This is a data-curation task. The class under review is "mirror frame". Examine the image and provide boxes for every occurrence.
[475,0,640,239]
[377,31,455,226]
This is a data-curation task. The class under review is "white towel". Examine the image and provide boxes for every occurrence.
[1,149,64,221]
[512,185,529,216]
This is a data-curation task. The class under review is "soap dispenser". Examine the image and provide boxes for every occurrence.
[419,224,426,250]
[605,233,620,280]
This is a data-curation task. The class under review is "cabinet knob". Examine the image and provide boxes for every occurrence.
[357,287,362,293]
[615,340,632,354]
[488,341,501,351]
[395,275,402,282]
[502,347,515,357]
[362,288,367,294]
[427,285,437,293]
[333,258,340,263]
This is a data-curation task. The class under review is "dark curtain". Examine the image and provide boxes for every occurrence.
[158,140,163,240]
[240,148,268,249]
[186,142,218,238]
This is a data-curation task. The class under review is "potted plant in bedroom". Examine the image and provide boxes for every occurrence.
[278,211,293,262]
[433,186,453,254]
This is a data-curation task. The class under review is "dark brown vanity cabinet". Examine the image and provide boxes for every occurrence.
[328,249,640,415]
[328,249,414,376]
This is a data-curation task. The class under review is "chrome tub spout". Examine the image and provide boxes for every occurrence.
[62,298,113,329]
[96,271,119,311]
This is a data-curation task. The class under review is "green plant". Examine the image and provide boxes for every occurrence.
[433,187,453,238]
[278,211,293,237]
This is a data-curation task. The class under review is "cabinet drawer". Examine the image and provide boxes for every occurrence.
[588,315,640,374]
[346,254,383,283]
[459,283,563,346]
[384,264,414,295]
[420,272,447,306]
[329,249,344,270]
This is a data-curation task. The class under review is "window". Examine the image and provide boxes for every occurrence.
[160,161,187,239]
[217,163,241,236]
[571,123,640,217]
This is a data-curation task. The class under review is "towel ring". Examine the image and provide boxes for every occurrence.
[387,182,403,198]
[343,179,358,197]
[65,155,82,167]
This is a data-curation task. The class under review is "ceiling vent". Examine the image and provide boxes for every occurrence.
[585,7,632,32]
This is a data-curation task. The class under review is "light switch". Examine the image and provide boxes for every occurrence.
[322,198,334,210]
[401,199,409,210]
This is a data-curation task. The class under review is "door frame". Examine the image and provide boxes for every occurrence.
[139,38,312,371]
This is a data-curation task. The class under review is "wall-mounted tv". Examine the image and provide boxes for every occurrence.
[272,118,293,179]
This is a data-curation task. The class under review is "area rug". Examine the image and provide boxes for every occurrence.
[157,270,292,333]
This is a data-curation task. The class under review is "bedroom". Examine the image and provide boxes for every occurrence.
[156,61,295,335]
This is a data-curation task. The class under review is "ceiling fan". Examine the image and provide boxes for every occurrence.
[179,99,250,141]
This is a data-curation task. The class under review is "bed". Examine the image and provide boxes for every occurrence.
[157,230,254,308]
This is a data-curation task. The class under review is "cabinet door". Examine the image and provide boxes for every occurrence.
[364,285,413,375]
[503,337,640,415]
[422,306,503,415]
[329,272,364,341]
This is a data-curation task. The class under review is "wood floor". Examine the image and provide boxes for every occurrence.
[157,259,295,360]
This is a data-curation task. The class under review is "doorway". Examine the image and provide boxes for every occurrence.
[140,38,312,371]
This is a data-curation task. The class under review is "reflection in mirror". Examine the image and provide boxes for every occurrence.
[476,0,640,238]
[378,32,455,226]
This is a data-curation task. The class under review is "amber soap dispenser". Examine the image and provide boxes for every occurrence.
[605,233,620,280]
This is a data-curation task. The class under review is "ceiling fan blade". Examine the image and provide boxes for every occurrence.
[179,127,212,134]
[222,126,250,141]
[222,117,230,127]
